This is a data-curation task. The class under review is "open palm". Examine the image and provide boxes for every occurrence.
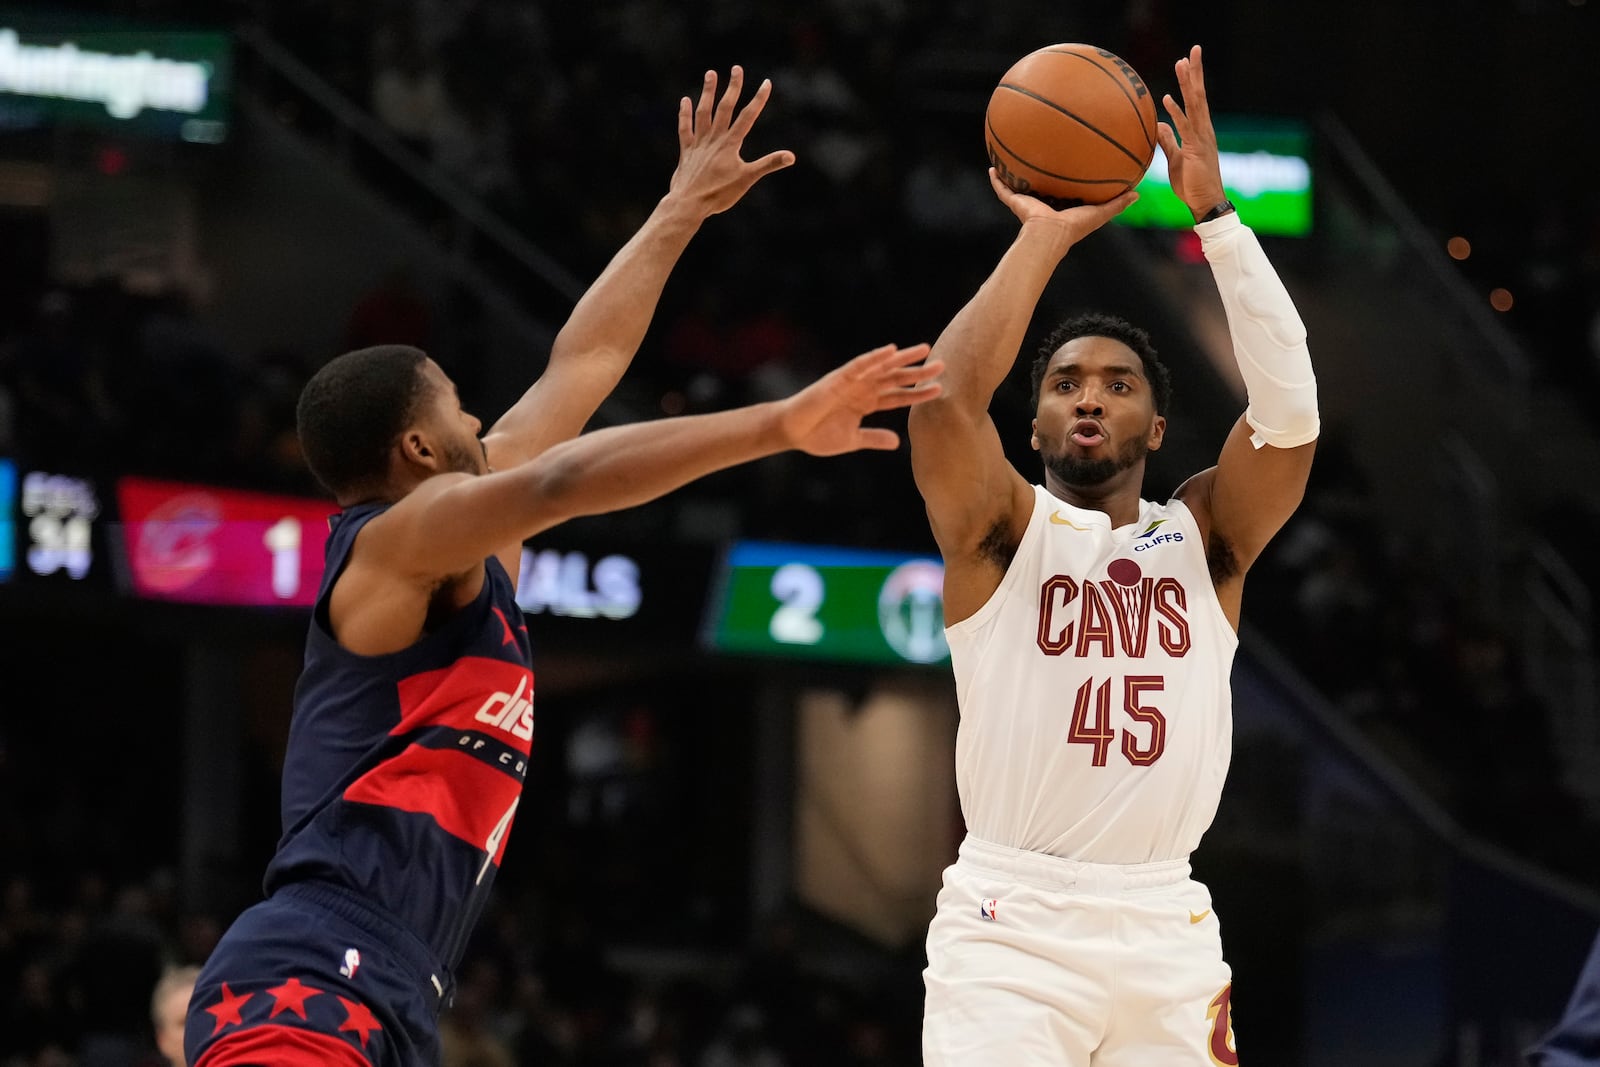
[780,344,943,456]
[670,65,795,216]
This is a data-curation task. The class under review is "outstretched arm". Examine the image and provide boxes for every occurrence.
[1161,45,1318,618]
[909,175,1135,622]
[374,344,941,584]
[483,66,794,472]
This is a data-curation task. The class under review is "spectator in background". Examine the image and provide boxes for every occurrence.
[151,965,200,1067]
[699,1005,786,1067]
[370,18,446,160]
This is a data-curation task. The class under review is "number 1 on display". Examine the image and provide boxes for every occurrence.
[263,516,302,600]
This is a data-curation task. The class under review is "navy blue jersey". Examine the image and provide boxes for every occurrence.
[263,502,534,972]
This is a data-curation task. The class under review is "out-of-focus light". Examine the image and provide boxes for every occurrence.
[1174,231,1206,265]
[1447,236,1471,260]
[96,146,127,176]
[1570,0,1586,9]
[1490,288,1514,312]
[660,391,686,415]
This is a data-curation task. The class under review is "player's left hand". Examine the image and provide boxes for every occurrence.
[779,343,943,456]
[1155,45,1229,222]
[668,65,795,217]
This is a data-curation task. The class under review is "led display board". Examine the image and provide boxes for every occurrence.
[702,541,950,667]
[0,16,231,142]
[117,476,334,606]
[1120,116,1312,237]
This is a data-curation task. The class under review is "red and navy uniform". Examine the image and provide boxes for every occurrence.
[186,502,534,1067]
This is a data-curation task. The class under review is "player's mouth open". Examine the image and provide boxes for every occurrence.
[1070,420,1105,447]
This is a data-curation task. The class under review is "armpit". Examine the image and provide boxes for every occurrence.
[1207,531,1240,585]
[978,517,1017,570]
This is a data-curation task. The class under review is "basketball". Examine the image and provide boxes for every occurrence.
[985,44,1159,207]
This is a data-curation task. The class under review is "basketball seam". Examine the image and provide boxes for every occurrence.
[1039,48,1156,152]
[986,116,1135,189]
[994,83,1150,170]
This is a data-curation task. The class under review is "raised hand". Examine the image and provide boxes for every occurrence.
[987,168,1139,246]
[669,65,795,217]
[1154,45,1229,221]
[778,344,943,457]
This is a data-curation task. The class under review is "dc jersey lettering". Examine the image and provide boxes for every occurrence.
[343,656,534,868]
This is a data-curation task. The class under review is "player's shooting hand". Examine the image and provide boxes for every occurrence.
[1155,45,1229,223]
[988,168,1138,246]
[779,344,943,457]
[668,65,795,217]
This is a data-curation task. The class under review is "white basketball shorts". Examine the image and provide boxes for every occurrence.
[923,835,1238,1066]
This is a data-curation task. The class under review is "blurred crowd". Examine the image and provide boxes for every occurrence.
[0,868,925,1067]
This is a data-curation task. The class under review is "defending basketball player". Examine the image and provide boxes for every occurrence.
[910,46,1317,1065]
[183,67,940,1067]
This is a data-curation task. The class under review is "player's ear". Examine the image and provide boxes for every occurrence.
[1147,414,1166,452]
[1030,417,1040,452]
[401,429,437,468]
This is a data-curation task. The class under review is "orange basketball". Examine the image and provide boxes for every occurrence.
[985,44,1159,206]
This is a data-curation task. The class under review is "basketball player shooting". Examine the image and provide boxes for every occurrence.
[910,46,1318,1065]
[183,67,941,1067]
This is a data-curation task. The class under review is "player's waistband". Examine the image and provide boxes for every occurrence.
[957,835,1191,895]
[275,881,455,1006]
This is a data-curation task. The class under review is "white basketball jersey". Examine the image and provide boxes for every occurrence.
[946,485,1238,863]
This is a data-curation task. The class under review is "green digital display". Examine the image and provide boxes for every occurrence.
[0,17,232,142]
[702,541,950,667]
[1120,116,1312,237]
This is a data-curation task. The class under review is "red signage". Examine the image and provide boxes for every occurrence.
[117,477,334,606]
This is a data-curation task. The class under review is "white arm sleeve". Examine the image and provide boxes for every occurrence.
[1197,212,1320,450]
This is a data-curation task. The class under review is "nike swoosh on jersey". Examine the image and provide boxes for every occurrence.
[1189,909,1212,924]
[1049,511,1091,530]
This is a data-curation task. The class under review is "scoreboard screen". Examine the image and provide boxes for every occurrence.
[117,476,334,606]
[2,462,952,671]
[702,541,950,667]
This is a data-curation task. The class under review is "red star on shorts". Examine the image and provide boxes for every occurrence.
[205,983,254,1035]
[337,995,383,1048]
[267,977,324,1020]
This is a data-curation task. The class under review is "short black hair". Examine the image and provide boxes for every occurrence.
[296,345,432,497]
[1029,313,1172,415]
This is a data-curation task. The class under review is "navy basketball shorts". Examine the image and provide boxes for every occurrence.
[186,883,454,1067]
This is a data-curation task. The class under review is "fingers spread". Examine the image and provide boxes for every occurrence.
[731,77,773,136]
[1162,93,1189,135]
[677,97,693,149]
[714,65,744,129]
[749,149,796,178]
[695,70,716,133]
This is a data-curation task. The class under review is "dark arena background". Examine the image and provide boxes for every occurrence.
[2,2,1599,1065]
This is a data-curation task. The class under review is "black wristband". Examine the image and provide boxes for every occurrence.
[1197,199,1236,224]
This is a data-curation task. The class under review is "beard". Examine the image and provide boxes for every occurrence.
[1042,435,1148,487]
[441,437,486,476]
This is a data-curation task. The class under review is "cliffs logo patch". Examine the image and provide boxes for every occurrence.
[1134,517,1184,552]
[979,898,999,921]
